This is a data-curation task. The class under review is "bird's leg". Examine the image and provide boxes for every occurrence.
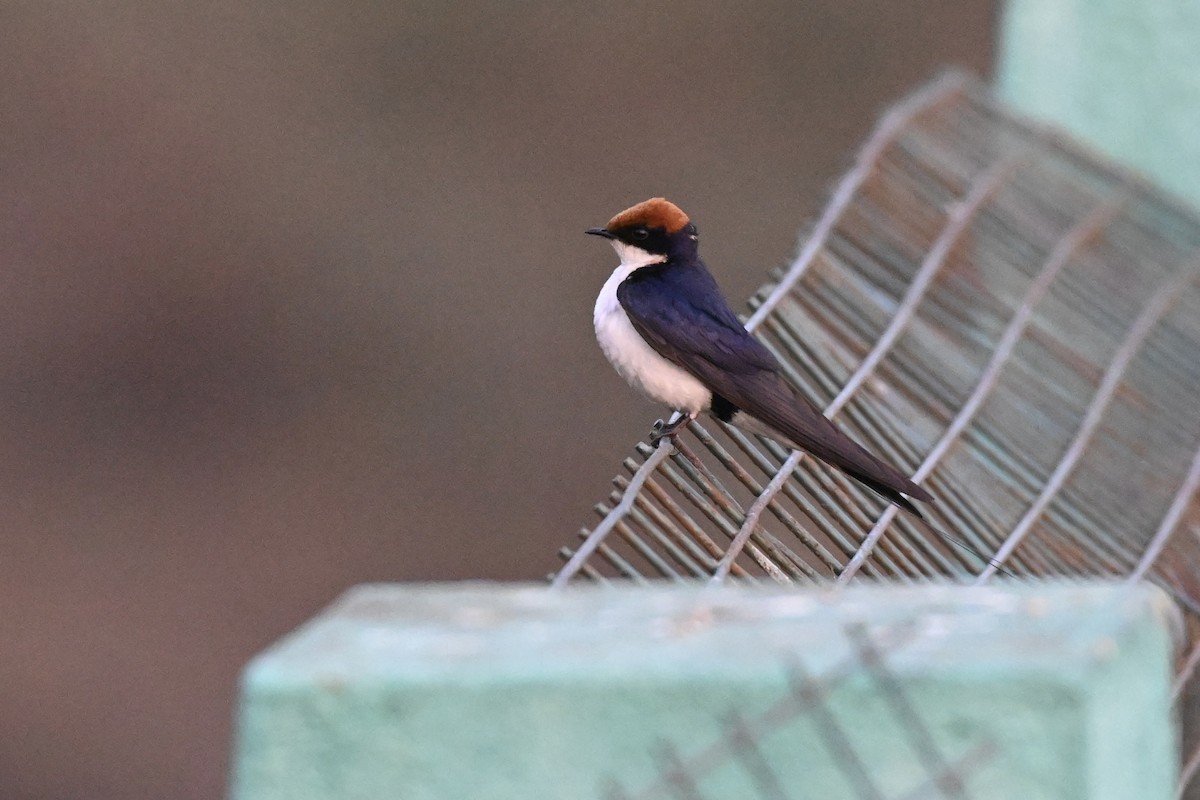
[649,412,695,444]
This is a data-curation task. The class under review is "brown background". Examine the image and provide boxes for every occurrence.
[0,2,996,798]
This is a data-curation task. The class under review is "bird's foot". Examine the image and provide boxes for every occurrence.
[649,415,691,445]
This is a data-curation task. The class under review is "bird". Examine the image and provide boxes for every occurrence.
[587,197,933,516]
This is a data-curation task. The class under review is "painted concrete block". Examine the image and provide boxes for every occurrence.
[999,0,1200,209]
[232,582,1177,799]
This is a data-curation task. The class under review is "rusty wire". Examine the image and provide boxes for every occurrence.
[556,70,1200,796]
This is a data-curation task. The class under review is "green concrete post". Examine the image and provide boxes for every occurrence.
[231,582,1177,799]
[998,0,1200,209]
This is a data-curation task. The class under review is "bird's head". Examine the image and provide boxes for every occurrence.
[586,197,699,268]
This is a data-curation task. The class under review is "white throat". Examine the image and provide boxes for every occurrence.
[611,240,667,270]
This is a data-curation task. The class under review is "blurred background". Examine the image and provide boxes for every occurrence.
[0,2,995,798]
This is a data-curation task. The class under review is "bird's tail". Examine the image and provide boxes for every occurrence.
[842,467,924,518]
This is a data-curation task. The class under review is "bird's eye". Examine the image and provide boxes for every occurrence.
[631,227,650,241]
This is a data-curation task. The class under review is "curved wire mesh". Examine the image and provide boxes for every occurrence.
[555,70,1200,796]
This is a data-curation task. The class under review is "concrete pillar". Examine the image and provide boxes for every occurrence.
[998,0,1200,209]
[232,582,1177,799]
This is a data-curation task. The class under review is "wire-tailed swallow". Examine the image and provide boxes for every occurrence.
[588,197,932,515]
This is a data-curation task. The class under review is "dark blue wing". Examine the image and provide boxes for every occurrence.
[618,261,932,509]
[616,261,779,376]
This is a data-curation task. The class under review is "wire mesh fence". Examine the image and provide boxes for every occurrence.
[555,71,1200,796]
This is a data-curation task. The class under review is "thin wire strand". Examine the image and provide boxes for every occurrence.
[1129,443,1200,583]
[1178,742,1200,800]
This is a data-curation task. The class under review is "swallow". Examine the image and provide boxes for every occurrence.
[588,197,932,516]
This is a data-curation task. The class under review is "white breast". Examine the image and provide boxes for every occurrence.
[593,247,712,415]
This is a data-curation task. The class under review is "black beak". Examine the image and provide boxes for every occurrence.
[585,227,616,239]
